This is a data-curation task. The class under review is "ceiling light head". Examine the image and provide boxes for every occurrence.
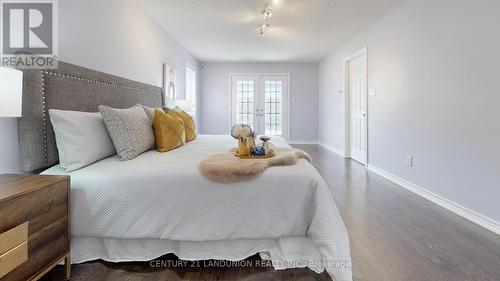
[258,25,267,36]
[263,7,273,21]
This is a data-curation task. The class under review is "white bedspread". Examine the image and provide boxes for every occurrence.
[43,135,352,281]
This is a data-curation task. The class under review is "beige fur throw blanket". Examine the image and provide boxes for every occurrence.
[199,148,312,183]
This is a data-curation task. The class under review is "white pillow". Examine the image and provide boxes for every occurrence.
[49,109,116,172]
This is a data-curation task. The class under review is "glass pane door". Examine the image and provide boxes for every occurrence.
[231,76,258,132]
[231,75,288,139]
[264,80,283,136]
[258,75,287,138]
[236,80,255,128]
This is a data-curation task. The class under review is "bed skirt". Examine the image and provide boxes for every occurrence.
[72,237,328,274]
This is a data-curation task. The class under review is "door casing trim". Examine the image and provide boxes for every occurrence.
[343,47,368,166]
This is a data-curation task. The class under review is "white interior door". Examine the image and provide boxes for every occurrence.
[348,54,367,164]
[231,75,288,139]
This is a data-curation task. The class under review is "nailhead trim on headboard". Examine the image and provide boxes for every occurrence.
[40,70,162,167]
[42,71,161,94]
[41,71,49,166]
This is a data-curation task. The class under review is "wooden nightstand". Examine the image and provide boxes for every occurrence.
[0,174,71,281]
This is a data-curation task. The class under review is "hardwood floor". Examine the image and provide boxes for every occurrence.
[44,145,500,281]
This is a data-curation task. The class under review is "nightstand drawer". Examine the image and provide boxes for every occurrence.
[0,181,68,235]
[0,242,28,278]
[0,222,28,256]
[0,175,70,281]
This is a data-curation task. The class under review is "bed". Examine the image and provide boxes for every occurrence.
[18,62,352,281]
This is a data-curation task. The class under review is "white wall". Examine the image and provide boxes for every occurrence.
[319,0,500,223]
[0,0,199,173]
[59,0,199,92]
[199,62,318,142]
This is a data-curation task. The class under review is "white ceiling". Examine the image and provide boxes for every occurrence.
[138,0,405,62]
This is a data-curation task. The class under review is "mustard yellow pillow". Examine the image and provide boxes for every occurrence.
[152,109,186,152]
[168,110,197,142]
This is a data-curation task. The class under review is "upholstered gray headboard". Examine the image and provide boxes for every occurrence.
[18,61,163,173]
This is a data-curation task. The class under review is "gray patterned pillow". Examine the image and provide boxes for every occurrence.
[99,105,155,160]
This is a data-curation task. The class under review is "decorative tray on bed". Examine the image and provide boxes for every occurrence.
[234,150,275,159]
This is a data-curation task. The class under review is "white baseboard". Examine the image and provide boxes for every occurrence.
[366,164,500,236]
[288,140,319,145]
[319,143,346,158]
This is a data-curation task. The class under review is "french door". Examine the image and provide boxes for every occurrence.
[231,75,288,139]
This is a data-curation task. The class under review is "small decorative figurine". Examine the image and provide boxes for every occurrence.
[259,135,271,155]
[251,146,266,156]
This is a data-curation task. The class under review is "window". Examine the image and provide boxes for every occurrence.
[186,64,196,113]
